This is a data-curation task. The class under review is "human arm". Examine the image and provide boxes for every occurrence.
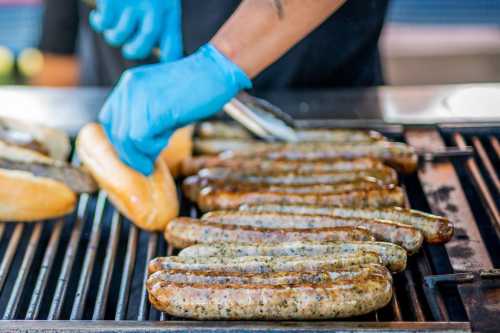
[212,0,346,78]
[100,0,346,175]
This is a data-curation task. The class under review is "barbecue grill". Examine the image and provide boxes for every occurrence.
[0,85,499,332]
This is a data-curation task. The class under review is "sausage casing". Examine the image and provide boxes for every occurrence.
[194,140,417,173]
[196,166,398,185]
[164,217,375,249]
[180,156,385,177]
[147,264,393,320]
[183,177,389,202]
[201,211,423,253]
[148,252,381,275]
[179,240,407,273]
[196,121,385,143]
[239,204,453,244]
[197,187,405,211]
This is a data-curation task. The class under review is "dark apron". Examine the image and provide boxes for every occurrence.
[78,0,389,90]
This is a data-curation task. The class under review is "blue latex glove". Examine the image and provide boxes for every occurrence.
[99,43,252,175]
[89,0,182,61]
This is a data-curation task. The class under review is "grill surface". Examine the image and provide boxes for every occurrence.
[0,122,499,332]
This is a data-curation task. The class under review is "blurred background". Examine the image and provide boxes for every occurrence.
[0,0,500,87]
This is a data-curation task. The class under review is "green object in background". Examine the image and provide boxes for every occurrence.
[0,46,15,85]
[17,48,43,78]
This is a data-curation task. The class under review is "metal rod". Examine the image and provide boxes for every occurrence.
[390,295,403,321]
[115,224,138,320]
[0,223,5,242]
[418,146,474,162]
[454,133,500,231]
[490,136,500,159]
[48,194,89,320]
[3,223,42,320]
[137,232,158,321]
[424,273,475,288]
[92,211,121,320]
[404,270,426,321]
[0,320,473,332]
[70,191,107,320]
[416,251,449,321]
[25,219,65,320]
[471,137,500,192]
[0,224,24,294]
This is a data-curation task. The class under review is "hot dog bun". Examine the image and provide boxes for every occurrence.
[0,168,76,221]
[0,116,70,161]
[77,123,179,231]
[160,126,193,177]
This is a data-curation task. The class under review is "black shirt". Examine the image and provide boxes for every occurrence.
[40,0,389,90]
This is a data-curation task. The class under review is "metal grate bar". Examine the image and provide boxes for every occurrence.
[70,191,107,320]
[471,137,500,192]
[25,220,65,320]
[47,194,88,320]
[115,224,138,320]
[454,133,500,232]
[92,211,121,320]
[491,136,500,159]
[0,223,5,242]
[3,223,42,320]
[417,251,448,322]
[0,224,24,294]
[0,320,473,332]
[137,233,158,321]
[404,270,425,321]
[390,294,403,321]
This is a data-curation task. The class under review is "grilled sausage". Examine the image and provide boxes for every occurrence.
[196,121,385,143]
[180,156,385,177]
[164,217,375,249]
[296,129,385,143]
[148,252,381,275]
[147,264,393,320]
[201,211,423,253]
[179,241,407,272]
[197,187,405,211]
[196,121,254,140]
[183,177,389,202]
[196,166,398,185]
[194,140,417,173]
[194,139,271,155]
[239,204,453,244]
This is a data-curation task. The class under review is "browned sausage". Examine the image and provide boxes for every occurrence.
[146,264,393,320]
[197,187,405,211]
[180,156,385,177]
[239,204,454,244]
[164,217,375,249]
[201,211,423,253]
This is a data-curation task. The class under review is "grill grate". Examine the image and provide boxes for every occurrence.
[1,124,498,332]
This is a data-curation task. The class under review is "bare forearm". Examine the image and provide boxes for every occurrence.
[211,0,346,78]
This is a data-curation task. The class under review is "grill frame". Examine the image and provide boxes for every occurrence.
[0,121,498,332]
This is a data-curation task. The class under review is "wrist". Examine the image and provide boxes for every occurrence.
[199,43,252,94]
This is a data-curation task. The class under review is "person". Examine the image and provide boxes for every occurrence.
[40,0,389,175]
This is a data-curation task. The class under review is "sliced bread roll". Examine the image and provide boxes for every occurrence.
[77,123,179,231]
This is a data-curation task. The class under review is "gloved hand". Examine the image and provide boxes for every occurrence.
[89,0,182,61]
[99,43,252,175]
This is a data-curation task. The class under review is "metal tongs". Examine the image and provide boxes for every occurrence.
[224,93,298,143]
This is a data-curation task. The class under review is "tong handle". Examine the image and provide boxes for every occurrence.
[418,146,474,162]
